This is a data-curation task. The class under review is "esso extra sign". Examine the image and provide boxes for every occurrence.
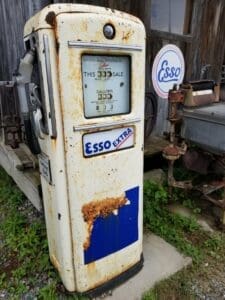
[83,127,134,157]
[152,44,185,98]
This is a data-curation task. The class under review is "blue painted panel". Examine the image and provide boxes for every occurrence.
[84,186,139,264]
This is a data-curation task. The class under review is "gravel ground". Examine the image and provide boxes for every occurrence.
[190,268,225,300]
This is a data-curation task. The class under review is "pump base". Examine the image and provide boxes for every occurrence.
[79,253,144,298]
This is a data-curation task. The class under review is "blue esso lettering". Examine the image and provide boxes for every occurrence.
[85,140,112,155]
[85,142,93,155]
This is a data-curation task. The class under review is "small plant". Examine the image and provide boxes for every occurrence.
[0,168,59,298]
[144,180,202,263]
[142,290,157,300]
[0,167,89,299]
[38,280,57,300]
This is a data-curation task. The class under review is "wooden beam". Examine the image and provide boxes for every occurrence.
[0,143,42,211]
[150,30,192,43]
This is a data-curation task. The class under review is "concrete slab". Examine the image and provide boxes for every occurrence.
[144,169,166,185]
[168,204,214,233]
[104,233,192,300]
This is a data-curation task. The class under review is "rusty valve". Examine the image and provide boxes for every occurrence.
[163,87,190,189]
[168,89,184,122]
[168,89,184,103]
[163,145,181,161]
[162,142,187,161]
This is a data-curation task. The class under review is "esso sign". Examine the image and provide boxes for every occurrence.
[152,44,185,99]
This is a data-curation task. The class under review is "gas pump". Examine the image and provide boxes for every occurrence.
[21,4,145,294]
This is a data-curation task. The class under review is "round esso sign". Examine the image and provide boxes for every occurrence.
[152,44,185,98]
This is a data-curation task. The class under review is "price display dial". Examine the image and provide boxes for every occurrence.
[82,55,130,118]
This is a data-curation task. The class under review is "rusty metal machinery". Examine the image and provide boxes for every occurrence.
[0,81,22,148]
[163,81,225,223]
[181,80,220,107]
[162,86,191,189]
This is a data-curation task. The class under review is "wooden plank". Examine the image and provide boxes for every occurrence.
[150,30,192,43]
[183,0,193,34]
[0,143,42,211]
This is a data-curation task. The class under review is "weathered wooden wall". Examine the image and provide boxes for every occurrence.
[0,0,225,139]
[2,0,225,82]
[0,0,51,80]
[0,0,150,80]
[186,0,225,81]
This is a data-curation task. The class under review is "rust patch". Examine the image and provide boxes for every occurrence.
[163,145,180,156]
[87,261,96,273]
[51,138,57,150]
[81,20,88,33]
[50,254,60,271]
[122,30,133,41]
[82,196,127,250]
[45,11,56,27]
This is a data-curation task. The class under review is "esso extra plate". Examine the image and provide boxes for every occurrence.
[83,127,134,157]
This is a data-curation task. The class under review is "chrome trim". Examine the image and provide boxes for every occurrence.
[43,34,57,138]
[68,41,143,52]
[73,118,141,131]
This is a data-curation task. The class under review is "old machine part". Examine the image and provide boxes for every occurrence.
[14,49,42,154]
[162,86,191,189]
[0,81,22,148]
[181,80,220,107]
[181,102,225,155]
[0,81,41,210]
[0,50,42,154]
[163,82,225,224]
[0,81,39,170]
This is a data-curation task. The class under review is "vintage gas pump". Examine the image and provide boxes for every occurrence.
[22,4,145,294]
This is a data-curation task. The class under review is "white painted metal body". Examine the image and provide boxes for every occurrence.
[24,4,145,293]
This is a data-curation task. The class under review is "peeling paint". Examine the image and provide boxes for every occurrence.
[82,196,127,250]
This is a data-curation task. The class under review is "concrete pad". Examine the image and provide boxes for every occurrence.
[168,204,214,233]
[144,169,166,185]
[104,233,192,300]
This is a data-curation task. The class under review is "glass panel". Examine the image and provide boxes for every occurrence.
[170,0,186,34]
[151,0,170,32]
[82,55,130,118]
[151,0,186,34]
